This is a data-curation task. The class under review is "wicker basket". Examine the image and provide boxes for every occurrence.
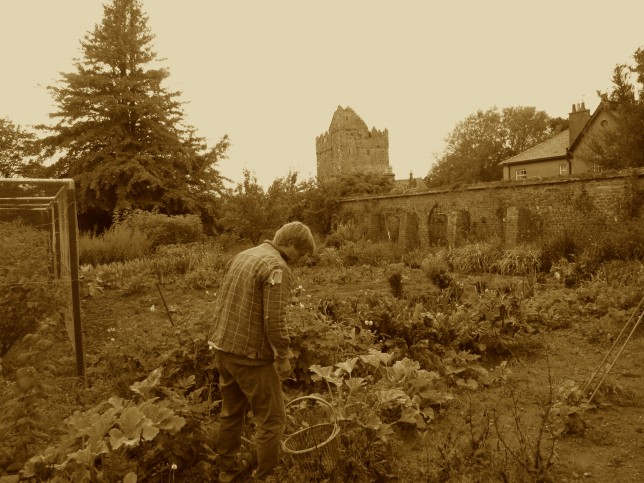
[281,395,340,474]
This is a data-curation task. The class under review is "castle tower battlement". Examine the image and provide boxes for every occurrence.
[316,106,392,183]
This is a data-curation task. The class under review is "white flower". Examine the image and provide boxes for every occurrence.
[149,305,156,312]
[171,463,178,471]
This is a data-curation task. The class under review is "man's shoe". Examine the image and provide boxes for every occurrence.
[218,457,250,483]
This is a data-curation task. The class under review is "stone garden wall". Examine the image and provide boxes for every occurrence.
[338,169,644,250]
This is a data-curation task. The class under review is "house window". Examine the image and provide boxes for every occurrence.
[559,164,568,176]
[515,169,527,180]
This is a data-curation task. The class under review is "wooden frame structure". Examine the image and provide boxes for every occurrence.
[0,178,84,377]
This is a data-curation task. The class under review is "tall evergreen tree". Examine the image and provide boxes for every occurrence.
[38,0,228,229]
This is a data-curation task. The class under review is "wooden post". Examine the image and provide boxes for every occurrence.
[64,180,85,379]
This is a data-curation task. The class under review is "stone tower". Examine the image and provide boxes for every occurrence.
[316,106,392,183]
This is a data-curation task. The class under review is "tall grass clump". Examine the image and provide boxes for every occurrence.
[449,242,501,274]
[80,225,152,266]
[401,248,430,269]
[494,245,542,276]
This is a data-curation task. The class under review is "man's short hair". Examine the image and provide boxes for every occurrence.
[273,221,316,254]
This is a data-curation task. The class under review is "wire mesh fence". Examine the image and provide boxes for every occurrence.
[0,178,84,377]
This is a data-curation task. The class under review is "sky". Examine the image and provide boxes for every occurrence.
[1,1,643,188]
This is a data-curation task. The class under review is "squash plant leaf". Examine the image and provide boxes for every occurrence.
[387,358,420,382]
[130,367,163,399]
[140,403,186,433]
[359,349,393,369]
[109,407,150,449]
[344,377,366,396]
[335,357,359,376]
[398,406,420,425]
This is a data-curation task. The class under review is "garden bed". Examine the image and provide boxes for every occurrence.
[1,253,643,482]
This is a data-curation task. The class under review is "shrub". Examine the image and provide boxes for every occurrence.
[315,247,345,268]
[153,242,228,287]
[539,229,579,272]
[421,251,452,289]
[541,221,644,280]
[81,211,206,266]
[579,220,644,268]
[324,220,364,248]
[336,240,398,266]
[0,221,64,357]
[117,209,204,249]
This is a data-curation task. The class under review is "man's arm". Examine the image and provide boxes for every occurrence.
[263,267,292,361]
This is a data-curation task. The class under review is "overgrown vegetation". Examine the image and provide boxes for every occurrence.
[0,221,64,357]
[1,213,642,481]
[79,210,204,266]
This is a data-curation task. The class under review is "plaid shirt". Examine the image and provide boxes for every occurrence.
[209,241,293,364]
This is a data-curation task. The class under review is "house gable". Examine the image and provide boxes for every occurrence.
[569,103,619,167]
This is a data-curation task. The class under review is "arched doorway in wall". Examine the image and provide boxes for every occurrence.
[383,212,400,242]
[427,204,448,246]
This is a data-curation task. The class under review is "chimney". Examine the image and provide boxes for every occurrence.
[569,101,590,146]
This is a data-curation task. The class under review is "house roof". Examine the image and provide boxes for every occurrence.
[392,176,428,192]
[500,130,569,165]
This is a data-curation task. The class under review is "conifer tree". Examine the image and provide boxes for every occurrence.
[39,0,228,229]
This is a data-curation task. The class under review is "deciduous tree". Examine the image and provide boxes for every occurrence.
[38,0,228,230]
[426,107,566,187]
[589,46,644,169]
[218,169,269,244]
[0,118,44,178]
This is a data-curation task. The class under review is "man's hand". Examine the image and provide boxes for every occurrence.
[275,357,292,379]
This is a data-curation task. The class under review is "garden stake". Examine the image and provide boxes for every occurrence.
[155,283,175,326]
[582,294,644,405]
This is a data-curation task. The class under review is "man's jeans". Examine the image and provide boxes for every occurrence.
[215,356,286,478]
